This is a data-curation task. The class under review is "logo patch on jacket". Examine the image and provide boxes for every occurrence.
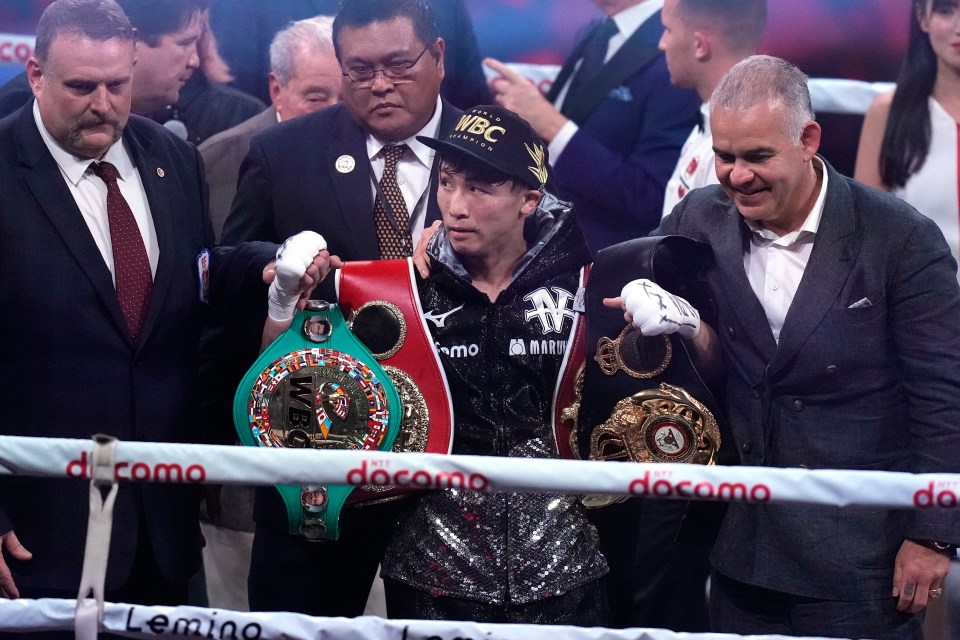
[524,287,575,334]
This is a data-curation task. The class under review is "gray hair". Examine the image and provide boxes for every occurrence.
[269,15,335,86]
[710,55,815,140]
[34,0,133,64]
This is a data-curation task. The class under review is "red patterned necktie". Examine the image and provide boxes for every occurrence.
[91,161,153,340]
[374,144,414,259]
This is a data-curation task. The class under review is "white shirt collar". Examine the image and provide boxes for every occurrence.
[611,0,664,39]
[745,156,828,245]
[33,100,134,185]
[366,95,444,169]
[699,102,711,135]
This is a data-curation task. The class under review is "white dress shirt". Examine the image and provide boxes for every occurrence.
[33,101,159,282]
[743,157,828,343]
[367,95,443,248]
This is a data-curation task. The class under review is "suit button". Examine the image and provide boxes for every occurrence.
[792,399,805,412]
[751,388,761,399]
[727,326,737,340]
[825,364,837,374]
[742,442,752,455]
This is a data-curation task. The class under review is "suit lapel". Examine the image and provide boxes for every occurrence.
[125,120,176,346]
[15,106,132,343]
[712,200,779,360]
[328,107,379,258]
[561,11,664,125]
[769,165,861,377]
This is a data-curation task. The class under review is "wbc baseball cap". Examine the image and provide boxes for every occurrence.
[418,105,549,190]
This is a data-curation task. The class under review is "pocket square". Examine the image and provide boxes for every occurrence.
[848,297,872,309]
[608,85,633,102]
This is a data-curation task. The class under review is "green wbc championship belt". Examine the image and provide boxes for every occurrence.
[233,300,401,541]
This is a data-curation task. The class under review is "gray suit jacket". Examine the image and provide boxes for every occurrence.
[199,105,279,241]
[657,160,960,599]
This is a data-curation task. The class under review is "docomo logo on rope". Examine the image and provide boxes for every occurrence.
[629,469,773,502]
[915,480,960,508]
[0,34,35,64]
[347,459,489,491]
[66,451,206,483]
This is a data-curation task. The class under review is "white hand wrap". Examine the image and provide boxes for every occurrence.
[620,278,700,338]
[267,231,327,322]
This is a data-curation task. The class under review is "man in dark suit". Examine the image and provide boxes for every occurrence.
[612,55,960,639]
[0,0,322,611]
[485,0,699,251]
[218,0,463,618]
[0,0,206,121]
[201,16,341,241]
[208,0,489,108]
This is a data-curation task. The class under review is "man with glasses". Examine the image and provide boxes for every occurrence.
[216,0,462,618]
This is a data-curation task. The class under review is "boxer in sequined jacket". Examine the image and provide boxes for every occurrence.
[379,105,609,625]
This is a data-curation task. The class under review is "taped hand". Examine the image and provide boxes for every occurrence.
[619,278,700,339]
[267,231,327,322]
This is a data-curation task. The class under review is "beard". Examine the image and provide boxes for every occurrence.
[68,113,122,151]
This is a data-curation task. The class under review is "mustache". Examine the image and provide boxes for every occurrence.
[68,113,123,147]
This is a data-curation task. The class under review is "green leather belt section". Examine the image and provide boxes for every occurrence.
[233,302,401,540]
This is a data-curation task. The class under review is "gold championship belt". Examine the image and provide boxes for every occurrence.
[233,259,453,541]
[233,300,401,541]
[571,236,729,508]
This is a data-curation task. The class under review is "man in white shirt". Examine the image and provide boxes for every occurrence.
[0,0,327,608]
[658,0,766,217]
[616,54,960,640]
[217,0,465,619]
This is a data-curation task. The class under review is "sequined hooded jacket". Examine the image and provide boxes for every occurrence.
[380,193,608,605]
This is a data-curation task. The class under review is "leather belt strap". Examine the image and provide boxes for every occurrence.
[337,258,455,502]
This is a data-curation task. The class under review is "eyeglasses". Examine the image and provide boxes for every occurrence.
[342,43,433,87]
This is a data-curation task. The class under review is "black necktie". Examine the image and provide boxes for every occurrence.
[90,161,153,340]
[566,18,618,99]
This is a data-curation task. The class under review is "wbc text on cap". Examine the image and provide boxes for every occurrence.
[419,105,549,190]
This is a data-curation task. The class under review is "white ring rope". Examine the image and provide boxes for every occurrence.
[0,598,836,640]
[0,435,957,510]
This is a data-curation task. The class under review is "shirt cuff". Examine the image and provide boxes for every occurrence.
[548,120,579,163]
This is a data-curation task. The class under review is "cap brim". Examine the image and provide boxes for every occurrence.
[416,135,539,189]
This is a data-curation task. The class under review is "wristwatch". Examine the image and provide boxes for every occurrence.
[911,538,958,557]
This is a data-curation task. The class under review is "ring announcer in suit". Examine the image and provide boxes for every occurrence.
[611,55,960,639]
[486,0,699,252]
[0,0,285,611]
[217,0,463,618]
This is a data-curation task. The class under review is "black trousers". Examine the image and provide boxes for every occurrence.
[247,499,404,617]
[711,571,924,639]
[588,498,711,631]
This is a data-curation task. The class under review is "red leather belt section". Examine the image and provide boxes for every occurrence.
[337,258,455,463]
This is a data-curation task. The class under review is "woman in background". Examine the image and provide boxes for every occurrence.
[855,0,960,267]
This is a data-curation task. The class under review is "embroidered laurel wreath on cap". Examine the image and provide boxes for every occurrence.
[418,105,550,190]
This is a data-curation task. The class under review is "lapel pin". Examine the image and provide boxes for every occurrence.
[335,155,355,174]
[156,167,165,178]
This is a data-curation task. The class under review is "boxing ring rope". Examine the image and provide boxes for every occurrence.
[0,435,956,639]
[1,436,957,509]
[0,598,837,640]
